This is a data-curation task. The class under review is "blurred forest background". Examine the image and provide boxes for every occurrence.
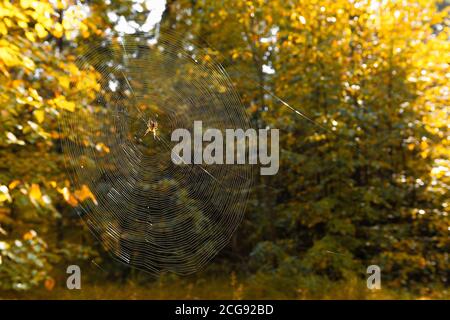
[0,0,449,299]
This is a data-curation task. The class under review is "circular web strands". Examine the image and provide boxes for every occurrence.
[60,32,253,275]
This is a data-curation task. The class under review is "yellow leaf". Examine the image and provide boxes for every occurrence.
[18,21,28,29]
[29,88,41,101]
[25,31,36,42]
[23,230,36,240]
[6,132,25,145]
[57,187,78,207]
[0,185,12,203]
[51,96,75,112]
[95,142,110,153]
[8,180,20,190]
[218,85,227,93]
[29,183,42,202]
[0,47,21,67]
[53,22,63,38]
[61,100,75,112]
[57,187,69,201]
[67,195,78,206]
[35,23,48,38]
[64,30,73,40]
[34,109,45,123]
[74,185,98,205]
[20,0,33,9]
[0,193,9,203]
[420,141,428,149]
[58,75,70,90]
[0,22,7,36]
[22,57,35,71]
[67,63,79,76]
[56,0,67,10]
[3,18,12,28]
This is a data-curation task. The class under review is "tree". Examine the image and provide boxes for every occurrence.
[0,0,110,290]
[161,0,449,293]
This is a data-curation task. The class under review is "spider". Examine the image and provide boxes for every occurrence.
[144,118,159,139]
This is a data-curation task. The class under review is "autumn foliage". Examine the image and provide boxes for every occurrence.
[0,0,448,297]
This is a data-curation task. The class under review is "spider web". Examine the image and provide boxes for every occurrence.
[60,32,253,275]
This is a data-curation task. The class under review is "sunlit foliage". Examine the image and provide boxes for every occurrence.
[0,0,448,295]
[164,0,449,293]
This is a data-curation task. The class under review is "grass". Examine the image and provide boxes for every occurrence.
[2,271,448,300]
